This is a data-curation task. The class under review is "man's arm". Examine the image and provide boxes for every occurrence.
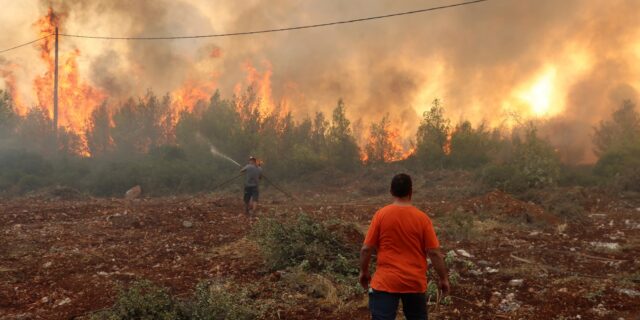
[359,244,374,290]
[240,165,247,173]
[427,248,450,296]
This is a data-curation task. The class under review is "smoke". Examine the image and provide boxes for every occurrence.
[2,0,640,162]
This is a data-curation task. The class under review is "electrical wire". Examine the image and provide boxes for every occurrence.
[58,0,489,40]
[0,33,53,54]
[0,0,490,53]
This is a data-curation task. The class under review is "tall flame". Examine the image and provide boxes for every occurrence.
[32,8,106,137]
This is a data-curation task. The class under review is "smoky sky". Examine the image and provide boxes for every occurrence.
[2,0,640,162]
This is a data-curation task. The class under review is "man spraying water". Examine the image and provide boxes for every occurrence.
[240,156,262,215]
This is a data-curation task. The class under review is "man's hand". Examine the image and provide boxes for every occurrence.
[359,244,374,290]
[427,248,450,296]
[359,271,371,290]
[438,277,450,296]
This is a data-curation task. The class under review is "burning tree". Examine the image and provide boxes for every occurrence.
[416,99,450,168]
[364,115,403,164]
[326,99,360,171]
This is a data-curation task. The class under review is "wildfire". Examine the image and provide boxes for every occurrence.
[517,68,558,117]
[0,64,27,115]
[361,118,410,163]
[443,132,452,156]
[171,78,216,117]
[32,8,105,137]
[235,61,285,117]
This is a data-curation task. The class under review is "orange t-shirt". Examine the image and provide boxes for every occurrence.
[364,204,440,293]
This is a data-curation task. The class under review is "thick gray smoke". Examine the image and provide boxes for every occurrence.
[2,0,640,162]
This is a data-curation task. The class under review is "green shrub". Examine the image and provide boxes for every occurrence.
[436,210,477,242]
[594,144,640,191]
[557,165,599,187]
[480,126,560,193]
[480,164,529,193]
[91,280,182,320]
[92,280,261,320]
[251,214,361,275]
[182,281,259,320]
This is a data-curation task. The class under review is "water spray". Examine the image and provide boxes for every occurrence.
[196,133,295,200]
[195,133,242,167]
[209,144,242,167]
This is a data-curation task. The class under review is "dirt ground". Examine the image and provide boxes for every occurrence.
[1,181,639,319]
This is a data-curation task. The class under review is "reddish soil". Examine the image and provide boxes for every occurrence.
[1,187,639,319]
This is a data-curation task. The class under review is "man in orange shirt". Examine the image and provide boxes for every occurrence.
[360,173,449,320]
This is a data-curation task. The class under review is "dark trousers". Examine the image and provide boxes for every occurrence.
[369,289,427,320]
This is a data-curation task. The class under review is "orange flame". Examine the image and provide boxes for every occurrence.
[32,8,105,140]
[171,78,216,118]
[234,61,287,117]
[0,64,27,115]
[361,119,409,163]
[443,132,452,155]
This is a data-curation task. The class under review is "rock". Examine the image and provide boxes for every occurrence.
[636,207,640,212]
[556,223,568,233]
[591,303,608,317]
[55,297,71,307]
[558,287,568,293]
[529,231,541,236]
[456,249,473,258]
[182,220,194,228]
[43,261,52,268]
[508,279,524,287]
[489,292,502,305]
[485,267,499,274]
[125,185,142,200]
[477,260,491,266]
[590,242,620,251]
[468,270,483,276]
[41,297,49,303]
[498,293,520,312]
[617,288,640,297]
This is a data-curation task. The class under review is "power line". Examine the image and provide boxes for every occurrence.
[0,34,53,54]
[60,0,489,40]
[0,0,489,52]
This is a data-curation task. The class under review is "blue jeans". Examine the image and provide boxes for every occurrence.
[368,289,427,320]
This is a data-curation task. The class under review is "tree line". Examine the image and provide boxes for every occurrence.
[0,87,638,196]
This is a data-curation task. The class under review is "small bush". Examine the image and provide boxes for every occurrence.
[480,126,560,193]
[91,280,182,320]
[435,210,477,242]
[251,214,361,275]
[480,164,529,193]
[92,280,261,320]
[594,144,640,192]
[183,281,259,320]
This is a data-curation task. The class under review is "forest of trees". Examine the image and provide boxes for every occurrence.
[0,87,638,196]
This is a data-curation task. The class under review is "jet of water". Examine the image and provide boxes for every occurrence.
[195,133,242,167]
[209,144,242,167]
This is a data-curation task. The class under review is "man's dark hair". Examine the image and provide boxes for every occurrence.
[390,173,412,198]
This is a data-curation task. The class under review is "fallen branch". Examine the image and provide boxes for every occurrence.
[510,253,535,264]
[576,252,627,262]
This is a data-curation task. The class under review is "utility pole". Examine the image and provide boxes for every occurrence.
[53,27,59,136]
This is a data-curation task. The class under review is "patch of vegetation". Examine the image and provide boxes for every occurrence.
[91,280,182,320]
[480,125,560,193]
[435,210,478,242]
[91,280,261,320]
[182,281,260,320]
[251,213,361,276]
[426,250,459,304]
[584,287,605,302]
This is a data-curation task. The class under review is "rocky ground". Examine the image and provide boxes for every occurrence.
[1,180,639,319]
